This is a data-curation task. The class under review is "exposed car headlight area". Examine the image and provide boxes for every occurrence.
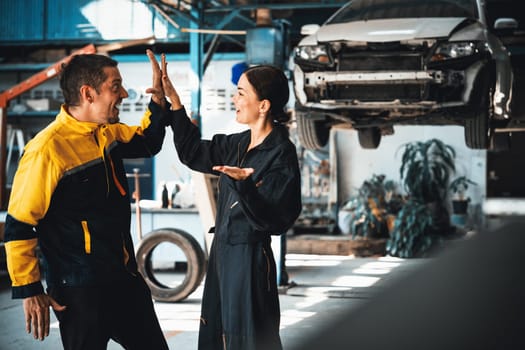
[292,0,523,150]
[294,45,333,67]
[432,41,484,61]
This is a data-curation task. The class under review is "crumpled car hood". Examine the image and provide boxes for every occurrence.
[311,17,468,43]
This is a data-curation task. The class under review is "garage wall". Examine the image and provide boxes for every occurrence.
[333,126,487,214]
[1,54,246,203]
[116,56,248,201]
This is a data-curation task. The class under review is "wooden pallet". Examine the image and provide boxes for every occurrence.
[287,234,387,257]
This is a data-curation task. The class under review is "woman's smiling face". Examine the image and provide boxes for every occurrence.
[232,73,263,125]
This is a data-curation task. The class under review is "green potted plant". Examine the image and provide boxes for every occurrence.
[387,139,456,258]
[449,176,477,215]
[342,174,403,239]
[387,199,435,258]
[338,174,404,256]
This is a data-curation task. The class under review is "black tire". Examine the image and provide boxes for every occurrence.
[465,83,492,149]
[296,110,330,150]
[464,110,490,149]
[136,228,206,302]
[357,127,381,149]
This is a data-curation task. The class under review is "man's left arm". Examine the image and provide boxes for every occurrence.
[5,150,60,298]
[114,99,170,158]
[116,49,171,158]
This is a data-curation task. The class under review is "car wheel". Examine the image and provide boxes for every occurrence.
[464,112,490,149]
[296,110,330,150]
[465,87,492,149]
[357,127,381,149]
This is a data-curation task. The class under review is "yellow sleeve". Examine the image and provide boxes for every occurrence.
[8,149,60,226]
[5,148,60,297]
[5,238,41,287]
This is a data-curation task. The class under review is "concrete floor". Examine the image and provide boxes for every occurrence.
[0,251,426,350]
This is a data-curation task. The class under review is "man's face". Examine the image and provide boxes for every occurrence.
[91,66,128,124]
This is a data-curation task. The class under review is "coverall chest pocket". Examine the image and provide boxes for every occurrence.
[225,198,252,244]
[57,164,107,210]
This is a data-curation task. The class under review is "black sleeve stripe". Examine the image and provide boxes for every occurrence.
[4,214,36,242]
[12,281,44,299]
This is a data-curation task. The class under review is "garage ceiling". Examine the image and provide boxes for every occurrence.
[0,0,347,63]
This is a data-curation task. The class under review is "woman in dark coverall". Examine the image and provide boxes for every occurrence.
[157,54,302,349]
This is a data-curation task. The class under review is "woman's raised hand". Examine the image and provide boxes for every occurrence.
[145,49,166,108]
[160,55,182,110]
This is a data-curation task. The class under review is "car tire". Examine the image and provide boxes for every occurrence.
[465,86,492,149]
[464,112,490,149]
[136,228,206,302]
[357,127,381,149]
[296,110,330,150]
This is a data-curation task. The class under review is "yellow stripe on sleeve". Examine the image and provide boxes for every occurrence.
[5,239,41,287]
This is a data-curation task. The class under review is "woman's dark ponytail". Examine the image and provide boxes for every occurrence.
[272,110,292,124]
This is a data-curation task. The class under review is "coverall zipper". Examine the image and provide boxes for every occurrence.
[237,142,249,167]
[93,131,111,196]
[94,129,126,196]
[94,130,130,271]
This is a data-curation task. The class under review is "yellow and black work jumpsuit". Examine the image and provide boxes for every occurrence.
[4,100,170,350]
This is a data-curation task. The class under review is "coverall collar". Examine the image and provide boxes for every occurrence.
[56,104,105,135]
[242,124,289,152]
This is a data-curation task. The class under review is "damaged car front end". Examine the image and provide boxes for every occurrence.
[293,0,518,149]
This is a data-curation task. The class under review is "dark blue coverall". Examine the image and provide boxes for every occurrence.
[169,107,302,350]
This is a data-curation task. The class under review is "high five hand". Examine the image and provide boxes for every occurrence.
[160,54,182,110]
[145,49,166,108]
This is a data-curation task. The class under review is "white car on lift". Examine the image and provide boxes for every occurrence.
[292,0,525,149]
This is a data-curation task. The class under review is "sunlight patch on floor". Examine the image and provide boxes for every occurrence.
[280,309,317,328]
[160,319,200,332]
[293,295,329,309]
[331,275,379,288]
[286,254,351,267]
[352,261,402,275]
